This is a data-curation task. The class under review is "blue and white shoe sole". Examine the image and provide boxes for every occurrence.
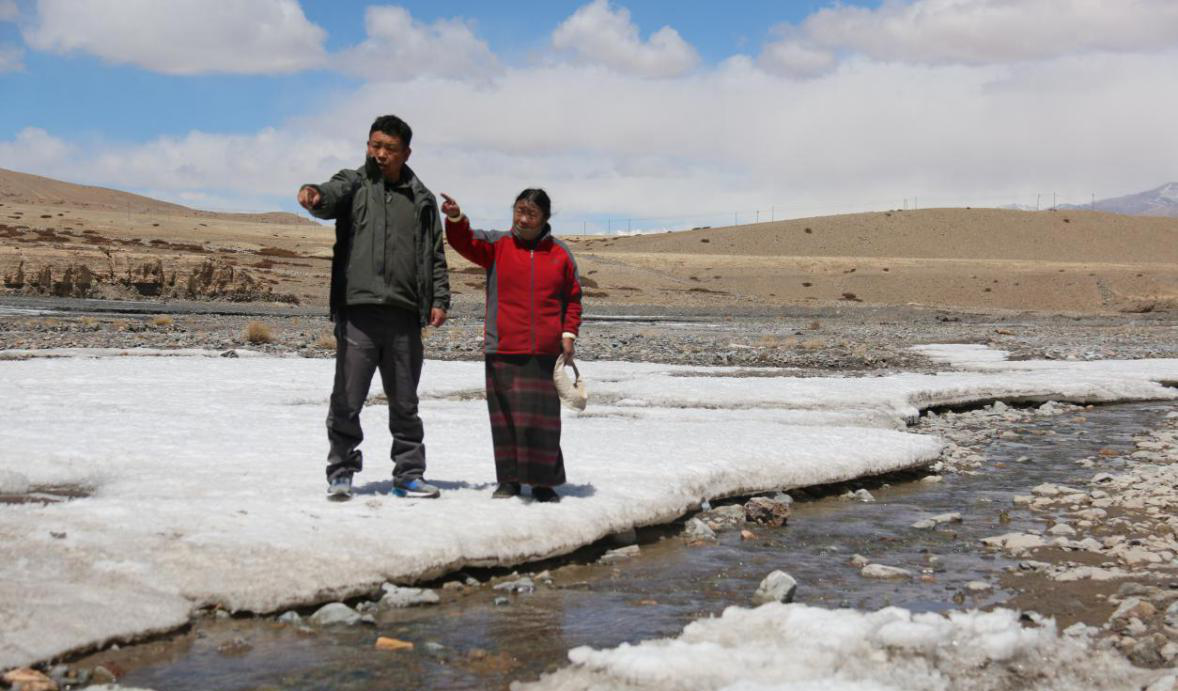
[392,487,439,499]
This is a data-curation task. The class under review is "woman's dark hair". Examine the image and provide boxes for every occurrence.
[515,188,552,220]
[370,115,412,147]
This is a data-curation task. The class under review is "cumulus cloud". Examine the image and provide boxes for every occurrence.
[22,0,327,75]
[551,0,698,78]
[5,3,1178,227]
[335,5,500,82]
[760,0,1178,77]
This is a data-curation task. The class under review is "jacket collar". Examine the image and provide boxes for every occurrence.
[512,223,551,248]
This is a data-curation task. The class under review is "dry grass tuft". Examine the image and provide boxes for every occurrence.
[78,316,98,329]
[316,331,336,350]
[245,321,274,344]
[151,315,173,327]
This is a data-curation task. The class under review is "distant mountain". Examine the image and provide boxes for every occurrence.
[0,167,317,226]
[1060,183,1178,218]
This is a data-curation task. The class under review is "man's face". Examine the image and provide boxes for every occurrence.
[367,130,411,180]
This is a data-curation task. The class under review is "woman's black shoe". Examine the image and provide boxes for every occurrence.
[492,482,521,499]
[532,486,560,503]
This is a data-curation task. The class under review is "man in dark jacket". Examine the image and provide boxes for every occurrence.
[298,114,450,500]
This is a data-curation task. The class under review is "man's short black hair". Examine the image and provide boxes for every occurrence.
[370,115,412,147]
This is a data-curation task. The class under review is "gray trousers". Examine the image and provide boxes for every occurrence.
[326,306,426,483]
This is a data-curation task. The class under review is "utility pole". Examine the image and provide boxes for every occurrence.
[755,209,760,223]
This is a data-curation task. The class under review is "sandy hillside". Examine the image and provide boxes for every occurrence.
[2,169,1177,313]
[562,208,1178,313]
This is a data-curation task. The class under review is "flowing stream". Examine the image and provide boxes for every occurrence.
[81,401,1174,690]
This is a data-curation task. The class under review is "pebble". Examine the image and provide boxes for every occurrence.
[599,545,640,563]
[743,496,791,526]
[860,564,912,580]
[375,636,414,651]
[683,517,716,541]
[309,602,362,626]
[380,584,440,608]
[492,577,535,594]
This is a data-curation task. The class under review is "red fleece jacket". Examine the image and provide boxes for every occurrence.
[445,216,582,355]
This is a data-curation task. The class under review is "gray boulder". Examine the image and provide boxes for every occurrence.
[753,570,798,604]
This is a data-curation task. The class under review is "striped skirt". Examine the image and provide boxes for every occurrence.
[485,354,566,487]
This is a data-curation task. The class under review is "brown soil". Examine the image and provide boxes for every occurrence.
[3,169,1177,313]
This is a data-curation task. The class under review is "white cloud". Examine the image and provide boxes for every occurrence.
[335,5,500,82]
[22,0,326,75]
[761,0,1178,77]
[5,5,1178,228]
[551,0,698,78]
[0,0,19,22]
[0,42,22,72]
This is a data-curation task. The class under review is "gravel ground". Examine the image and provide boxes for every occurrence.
[2,296,1176,373]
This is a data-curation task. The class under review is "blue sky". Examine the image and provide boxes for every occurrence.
[0,1,878,141]
[1,1,1176,232]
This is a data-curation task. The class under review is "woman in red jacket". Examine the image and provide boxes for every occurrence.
[441,189,582,503]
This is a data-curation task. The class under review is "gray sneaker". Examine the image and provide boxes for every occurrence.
[327,474,353,501]
[392,478,440,498]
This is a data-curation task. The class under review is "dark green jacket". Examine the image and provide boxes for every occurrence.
[306,160,451,325]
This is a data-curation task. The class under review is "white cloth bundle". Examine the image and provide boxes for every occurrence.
[553,353,587,411]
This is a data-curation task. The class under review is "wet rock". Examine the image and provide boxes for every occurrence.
[851,489,875,502]
[599,545,640,563]
[860,564,912,580]
[309,602,362,626]
[981,532,1045,555]
[2,667,57,691]
[380,584,440,608]
[493,596,509,606]
[1048,523,1077,537]
[375,636,414,651]
[913,512,962,529]
[752,570,797,604]
[683,517,716,541]
[1166,601,1178,630]
[850,554,870,568]
[493,577,535,594]
[1109,598,1156,623]
[277,611,301,623]
[743,496,791,526]
[91,666,117,684]
[701,504,747,528]
[740,529,756,540]
[1053,566,1131,582]
[966,581,992,592]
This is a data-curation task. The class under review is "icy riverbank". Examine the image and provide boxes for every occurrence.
[2,347,1177,668]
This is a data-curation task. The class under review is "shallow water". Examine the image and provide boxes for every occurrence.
[101,401,1174,691]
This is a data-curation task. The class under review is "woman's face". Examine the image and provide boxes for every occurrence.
[513,200,546,239]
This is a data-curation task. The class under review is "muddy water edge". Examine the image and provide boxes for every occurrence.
[59,400,1176,690]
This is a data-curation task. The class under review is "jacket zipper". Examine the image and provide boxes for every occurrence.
[529,248,536,352]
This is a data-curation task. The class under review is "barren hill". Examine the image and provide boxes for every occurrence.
[561,208,1178,313]
[0,167,316,226]
[593,208,1178,264]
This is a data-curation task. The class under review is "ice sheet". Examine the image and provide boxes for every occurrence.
[2,348,1177,667]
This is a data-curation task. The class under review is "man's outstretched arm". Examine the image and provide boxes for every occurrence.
[298,169,361,220]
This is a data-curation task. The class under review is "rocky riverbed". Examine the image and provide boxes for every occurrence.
[2,297,1177,373]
